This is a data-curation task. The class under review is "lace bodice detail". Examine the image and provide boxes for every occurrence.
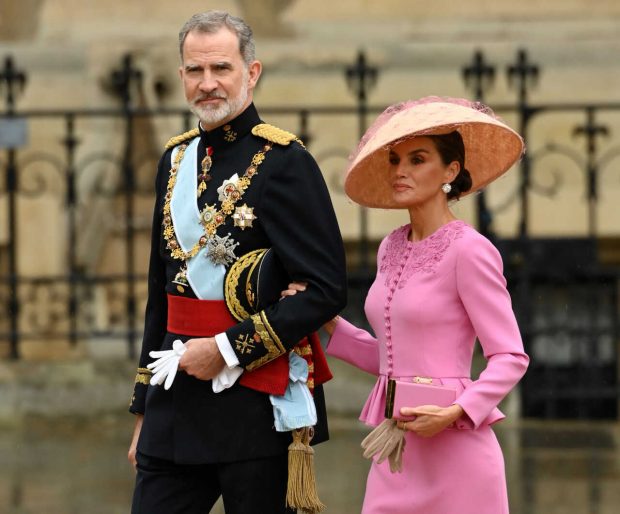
[380,221,465,288]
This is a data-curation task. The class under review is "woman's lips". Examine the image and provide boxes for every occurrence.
[392,183,411,192]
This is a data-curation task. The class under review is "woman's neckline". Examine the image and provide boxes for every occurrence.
[406,219,464,244]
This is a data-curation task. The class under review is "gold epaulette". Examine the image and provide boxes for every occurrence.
[164,128,200,150]
[252,123,305,148]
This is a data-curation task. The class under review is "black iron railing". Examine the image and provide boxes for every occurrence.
[1,50,619,422]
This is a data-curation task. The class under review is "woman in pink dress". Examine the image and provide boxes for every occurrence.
[286,97,529,513]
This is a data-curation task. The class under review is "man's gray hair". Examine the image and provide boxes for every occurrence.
[179,11,255,65]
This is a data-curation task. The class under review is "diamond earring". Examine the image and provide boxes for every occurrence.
[441,183,452,194]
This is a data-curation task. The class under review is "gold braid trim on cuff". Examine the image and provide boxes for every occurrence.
[246,311,287,371]
[134,367,153,385]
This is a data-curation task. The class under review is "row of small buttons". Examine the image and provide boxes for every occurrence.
[384,245,412,376]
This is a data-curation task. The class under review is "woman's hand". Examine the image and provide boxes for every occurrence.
[322,315,340,336]
[398,404,464,438]
[280,281,307,298]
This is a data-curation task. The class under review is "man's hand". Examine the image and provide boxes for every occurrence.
[178,337,226,380]
[128,414,143,471]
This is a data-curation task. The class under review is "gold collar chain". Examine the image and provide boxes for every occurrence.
[162,141,273,262]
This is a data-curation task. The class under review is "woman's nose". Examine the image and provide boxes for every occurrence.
[393,162,407,178]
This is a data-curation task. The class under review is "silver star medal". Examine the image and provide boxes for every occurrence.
[232,204,257,230]
[206,233,239,266]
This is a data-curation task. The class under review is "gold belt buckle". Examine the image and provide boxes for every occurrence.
[413,376,433,384]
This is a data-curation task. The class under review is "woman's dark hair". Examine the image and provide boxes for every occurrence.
[427,131,472,200]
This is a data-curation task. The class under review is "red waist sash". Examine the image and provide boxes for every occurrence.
[166,294,332,396]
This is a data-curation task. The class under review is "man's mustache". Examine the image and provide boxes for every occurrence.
[193,93,226,103]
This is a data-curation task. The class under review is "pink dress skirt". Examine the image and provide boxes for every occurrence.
[363,426,508,514]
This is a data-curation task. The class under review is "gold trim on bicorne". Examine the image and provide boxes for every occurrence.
[164,128,200,150]
[245,248,265,310]
[225,249,267,322]
[135,367,152,385]
[246,311,286,371]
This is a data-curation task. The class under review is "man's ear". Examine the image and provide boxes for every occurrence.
[247,60,262,90]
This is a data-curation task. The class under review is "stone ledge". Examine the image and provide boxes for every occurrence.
[0,359,136,426]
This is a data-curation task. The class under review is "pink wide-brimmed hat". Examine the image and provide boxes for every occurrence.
[344,96,525,208]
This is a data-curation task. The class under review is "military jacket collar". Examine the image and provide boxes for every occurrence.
[199,103,261,150]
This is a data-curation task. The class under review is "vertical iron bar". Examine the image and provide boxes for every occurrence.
[574,107,608,237]
[462,50,496,239]
[64,114,79,345]
[345,51,377,276]
[1,56,27,359]
[110,53,142,358]
[6,145,18,358]
[507,49,538,238]
[507,49,539,421]
[297,109,311,147]
[124,111,137,359]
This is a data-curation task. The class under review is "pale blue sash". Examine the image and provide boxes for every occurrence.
[170,138,225,300]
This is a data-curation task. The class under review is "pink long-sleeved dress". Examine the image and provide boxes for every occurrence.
[327,220,529,514]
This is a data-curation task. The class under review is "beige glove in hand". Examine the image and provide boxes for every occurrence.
[361,418,406,473]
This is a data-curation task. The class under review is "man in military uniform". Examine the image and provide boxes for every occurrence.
[127,10,347,514]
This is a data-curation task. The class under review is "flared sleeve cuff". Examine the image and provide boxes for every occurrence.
[326,317,380,375]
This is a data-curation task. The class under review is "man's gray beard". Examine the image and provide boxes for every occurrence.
[191,87,248,128]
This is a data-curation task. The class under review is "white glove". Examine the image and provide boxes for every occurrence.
[147,339,186,390]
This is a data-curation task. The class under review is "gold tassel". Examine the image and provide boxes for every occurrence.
[286,427,326,513]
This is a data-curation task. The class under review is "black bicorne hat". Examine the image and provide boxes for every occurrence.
[224,248,290,321]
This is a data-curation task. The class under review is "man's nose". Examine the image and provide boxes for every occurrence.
[198,72,218,92]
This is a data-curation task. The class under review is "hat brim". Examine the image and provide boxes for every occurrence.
[344,102,524,208]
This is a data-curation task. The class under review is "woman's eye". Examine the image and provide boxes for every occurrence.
[388,156,399,165]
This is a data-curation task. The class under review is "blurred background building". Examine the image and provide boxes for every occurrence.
[0,1,619,513]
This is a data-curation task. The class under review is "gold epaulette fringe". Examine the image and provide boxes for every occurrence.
[165,128,200,150]
[252,123,305,147]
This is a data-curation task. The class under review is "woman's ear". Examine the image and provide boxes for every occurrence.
[445,162,460,183]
